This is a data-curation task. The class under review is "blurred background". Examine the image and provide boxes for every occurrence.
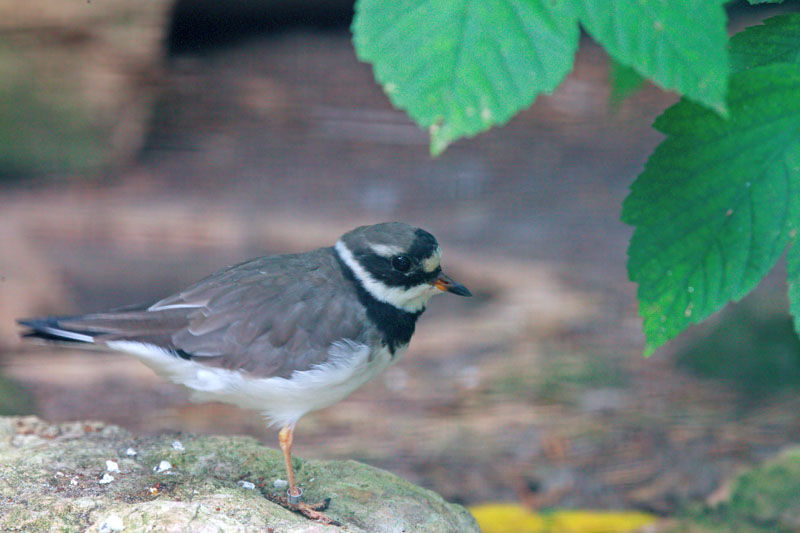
[1,0,799,519]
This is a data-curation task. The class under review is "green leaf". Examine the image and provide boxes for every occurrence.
[730,13,800,73]
[352,0,579,155]
[788,241,800,338]
[747,0,784,4]
[577,0,729,114]
[623,64,800,355]
[609,57,645,104]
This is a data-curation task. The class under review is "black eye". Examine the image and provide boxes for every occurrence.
[391,255,412,272]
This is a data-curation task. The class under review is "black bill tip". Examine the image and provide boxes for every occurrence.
[433,272,472,297]
[448,282,472,297]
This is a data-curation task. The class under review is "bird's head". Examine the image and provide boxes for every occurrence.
[334,222,471,313]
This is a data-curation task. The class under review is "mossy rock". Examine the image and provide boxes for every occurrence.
[0,0,171,179]
[0,416,478,532]
[726,448,800,531]
[665,447,800,532]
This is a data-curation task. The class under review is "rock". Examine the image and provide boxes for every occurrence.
[652,446,800,532]
[0,0,172,176]
[0,416,478,532]
[725,447,800,531]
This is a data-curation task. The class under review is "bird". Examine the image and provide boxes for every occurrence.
[18,222,471,519]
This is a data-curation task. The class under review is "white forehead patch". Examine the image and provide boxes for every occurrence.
[422,246,442,273]
[370,244,405,257]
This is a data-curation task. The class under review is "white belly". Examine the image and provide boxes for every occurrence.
[106,339,405,428]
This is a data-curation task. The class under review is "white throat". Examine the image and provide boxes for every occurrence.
[334,240,438,313]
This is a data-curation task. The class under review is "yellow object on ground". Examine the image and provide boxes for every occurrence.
[469,503,657,533]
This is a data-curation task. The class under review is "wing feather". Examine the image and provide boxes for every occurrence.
[38,248,372,379]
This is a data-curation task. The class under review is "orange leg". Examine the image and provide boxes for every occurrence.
[279,425,301,502]
[276,426,338,524]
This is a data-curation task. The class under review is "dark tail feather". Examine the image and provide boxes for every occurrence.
[17,316,97,344]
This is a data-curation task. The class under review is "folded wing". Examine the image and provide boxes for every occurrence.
[19,248,370,379]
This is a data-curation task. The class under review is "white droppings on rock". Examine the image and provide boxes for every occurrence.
[154,460,172,473]
[238,480,255,490]
[273,479,288,489]
[125,447,137,456]
[105,460,120,473]
[98,473,115,484]
[70,477,79,486]
[98,514,124,532]
[171,440,185,451]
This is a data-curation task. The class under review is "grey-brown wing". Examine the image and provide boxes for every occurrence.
[57,248,371,378]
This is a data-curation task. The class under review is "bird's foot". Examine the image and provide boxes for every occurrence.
[292,500,337,525]
[266,491,339,525]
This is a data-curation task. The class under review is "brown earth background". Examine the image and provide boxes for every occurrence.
[1,0,799,518]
